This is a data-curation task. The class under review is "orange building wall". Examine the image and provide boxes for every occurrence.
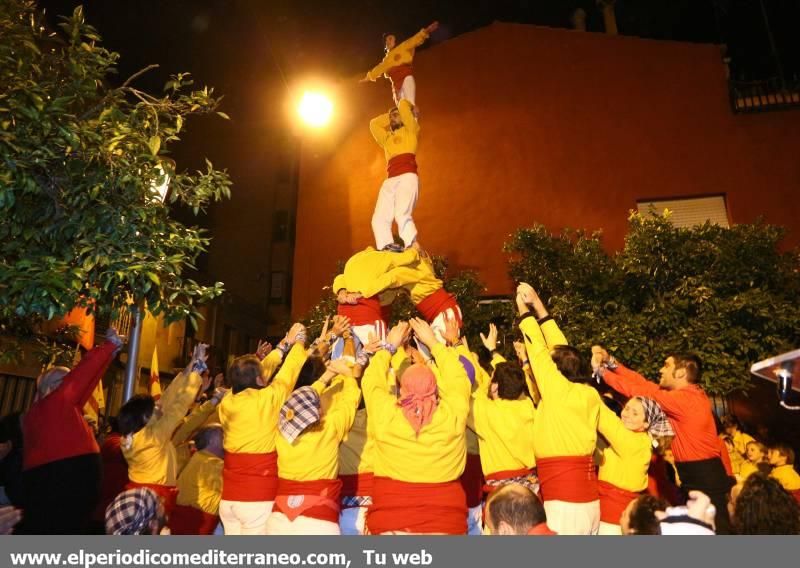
[292,23,800,317]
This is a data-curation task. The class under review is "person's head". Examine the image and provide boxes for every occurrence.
[382,32,396,51]
[295,356,327,390]
[105,488,167,535]
[193,424,223,458]
[398,363,438,435]
[658,353,702,390]
[621,495,668,535]
[490,362,527,400]
[731,473,800,534]
[767,443,794,467]
[722,435,735,453]
[389,107,403,130]
[35,366,70,401]
[228,355,265,394]
[484,484,547,535]
[720,414,742,436]
[117,395,156,437]
[550,345,591,383]
[746,441,766,463]
[621,397,649,432]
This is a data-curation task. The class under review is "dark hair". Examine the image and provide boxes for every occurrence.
[770,443,795,465]
[551,345,591,382]
[492,362,527,400]
[669,352,703,384]
[486,484,546,534]
[733,473,800,534]
[295,356,327,390]
[382,32,396,47]
[627,495,668,535]
[720,414,741,431]
[228,355,263,394]
[118,395,155,436]
[193,425,222,451]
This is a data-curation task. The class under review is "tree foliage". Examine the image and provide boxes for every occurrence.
[506,213,800,396]
[0,1,231,338]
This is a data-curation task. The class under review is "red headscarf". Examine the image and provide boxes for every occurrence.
[397,364,438,436]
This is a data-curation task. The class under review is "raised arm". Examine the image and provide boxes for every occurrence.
[369,113,391,146]
[151,368,203,443]
[267,334,309,403]
[397,99,419,135]
[171,397,218,446]
[401,27,432,50]
[598,403,646,455]
[61,329,123,407]
[365,53,394,82]
[602,364,687,417]
[259,348,284,383]
[361,349,396,431]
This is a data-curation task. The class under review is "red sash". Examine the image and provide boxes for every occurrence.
[536,456,598,503]
[274,478,342,524]
[338,297,385,327]
[387,153,418,178]
[459,453,484,508]
[793,490,800,506]
[416,289,460,324]
[598,480,640,525]
[340,472,375,499]
[221,451,278,502]
[387,64,413,93]
[169,504,219,535]
[367,477,467,534]
[125,481,178,516]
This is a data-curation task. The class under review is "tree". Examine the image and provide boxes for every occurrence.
[505,213,800,396]
[0,2,231,348]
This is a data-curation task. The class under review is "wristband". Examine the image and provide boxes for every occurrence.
[277,341,291,356]
[605,356,618,370]
[191,359,208,375]
[381,342,398,356]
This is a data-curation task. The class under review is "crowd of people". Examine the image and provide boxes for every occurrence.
[0,275,799,536]
[2,23,799,537]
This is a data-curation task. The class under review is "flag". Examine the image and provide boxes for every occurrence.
[149,346,162,401]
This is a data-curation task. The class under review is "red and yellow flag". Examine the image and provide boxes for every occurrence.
[149,346,162,401]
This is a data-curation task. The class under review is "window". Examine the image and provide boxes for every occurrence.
[636,195,729,228]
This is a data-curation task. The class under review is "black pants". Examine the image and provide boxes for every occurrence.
[676,457,735,535]
[17,453,102,534]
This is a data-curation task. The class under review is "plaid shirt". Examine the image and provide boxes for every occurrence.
[279,386,321,444]
[105,488,164,535]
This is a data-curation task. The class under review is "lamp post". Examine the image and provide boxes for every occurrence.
[121,158,174,404]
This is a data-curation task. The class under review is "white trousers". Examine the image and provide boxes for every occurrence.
[372,172,419,250]
[543,499,600,535]
[339,506,368,536]
[394,75,416,107]
[218,499,273,535]
[430,306,463,345]
[265,511,341,535]
[598,521,623,535]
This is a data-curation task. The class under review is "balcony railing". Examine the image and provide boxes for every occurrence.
[729,76,800,113]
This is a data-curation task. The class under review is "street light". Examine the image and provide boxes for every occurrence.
[297,91,333,128]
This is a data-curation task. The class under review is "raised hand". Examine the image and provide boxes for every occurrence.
[337,290,362,305]
[362,332,383,355]
[425,21,440,34]
[327,359,354,378]
[192,343,209,364]
[255,340,272,360]
[408,318,437,349]
[331,315,351,337]
[517,282,548,319]
[443,313,460,346]
[591,345,609,373]
[286,323,307,346]
[513,341,527,364]
[387,321,412,349]
[106,327,125,352]
[480,323,498,352]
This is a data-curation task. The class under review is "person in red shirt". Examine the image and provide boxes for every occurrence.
[483,484,556,535]
[19,328,124,534]
[593,347,734,534]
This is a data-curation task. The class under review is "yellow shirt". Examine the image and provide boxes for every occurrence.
[218,343,307,454]
[363,344,470,483]
[332,246,420,299]
[597,405,652,492]
[172,400,218,476]
[731,431,755,457]
[276,376,360,481]
[259,348,284,382]
[456,346,491,457]
[366,29,429,82]
[521,317,601,458]
[176,450,224,515]
[770,464,800,491]
[738,461,762,482]
[369,99,419,161]
[123,369,202,485]
[339,408,374,476]
[385,254,442,304]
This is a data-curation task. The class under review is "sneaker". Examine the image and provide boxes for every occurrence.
[382,243,404,253]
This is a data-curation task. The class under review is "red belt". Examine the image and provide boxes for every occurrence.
[367,477,466,534]
[169,504,219,535]
[459,453,484,508]
[274,478,342,524]
[416,288,460,324]
[125,482,178,516]
[536,456,598,503]
[793,490,800,506]
[598,480,641,525]
[386,153,418,178]
[387,64,413,93]
[338,297,386,327]
[221,451,278,502]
